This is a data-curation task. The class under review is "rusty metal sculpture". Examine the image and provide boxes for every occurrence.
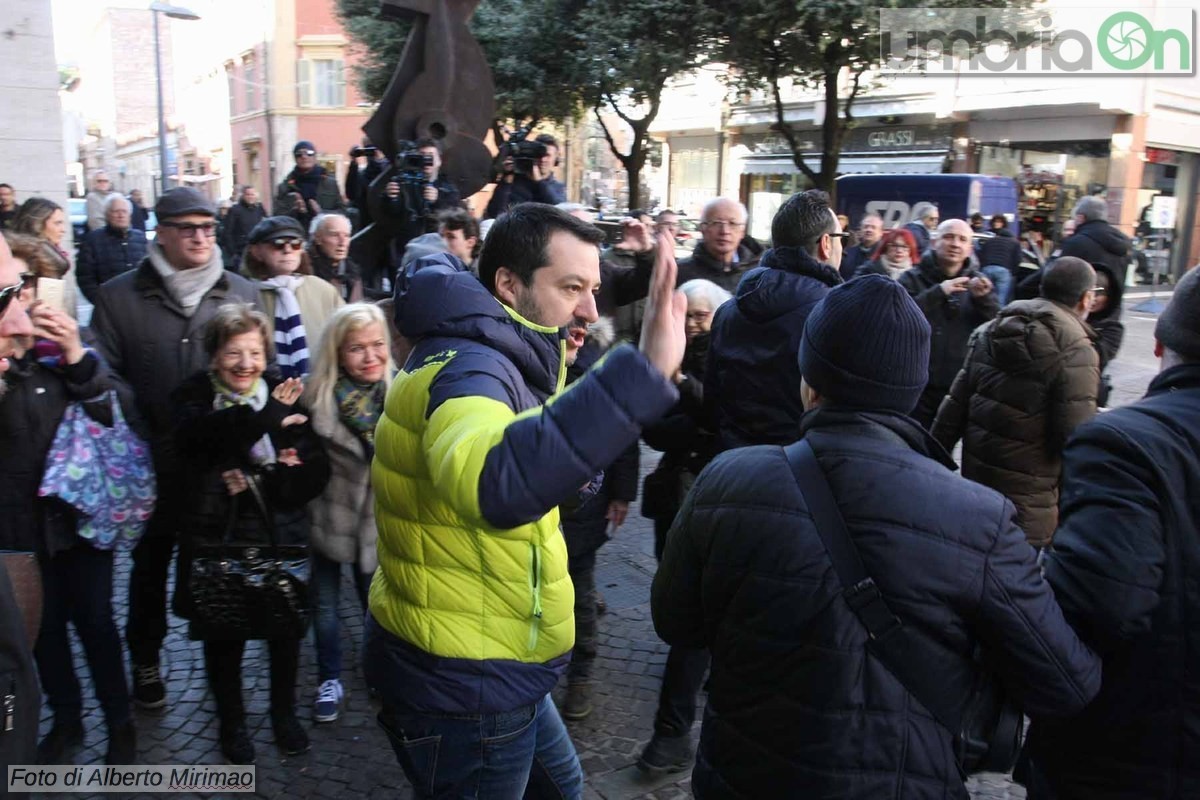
[352,0,496,286]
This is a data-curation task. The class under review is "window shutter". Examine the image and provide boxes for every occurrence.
[335,59,346,107]
[297,60,311,107]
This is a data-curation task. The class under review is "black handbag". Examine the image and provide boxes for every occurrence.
[784,440,1023,776]
[188,474,311,642]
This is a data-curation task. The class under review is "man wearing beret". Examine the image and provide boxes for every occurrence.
[90,187,262,712]
[274,141,346,230]
[651,275,1099,798]
[1020,267,1200,799]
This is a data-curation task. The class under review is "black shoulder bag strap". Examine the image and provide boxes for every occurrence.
[783,440,966,737]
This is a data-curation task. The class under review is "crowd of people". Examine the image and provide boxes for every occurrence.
[0,151,1196,800]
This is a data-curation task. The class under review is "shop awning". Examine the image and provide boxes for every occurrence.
[741,152,948,176]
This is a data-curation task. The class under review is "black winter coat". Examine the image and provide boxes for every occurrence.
[838,242,877,281]
[653,409,1101,799]
[0,353,121,557]
[1059,219,1131,277]
[675,241,764,294]
[76,225,149,303]
[978,228,1022,276]
[171,370,330,620]
[90,259,262,484]
[898,252,1000,393]
[483,176,566,218]
[225,201,266,263]
[706,246,841,451]
[1026,363,1200,799]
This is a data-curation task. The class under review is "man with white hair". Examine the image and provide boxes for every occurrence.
[898,218,999,428]
[308,213,361,302]
[676,197,762,292]
[76,194,148,303]
[86,172,118,232]
[1058,195,1130,278]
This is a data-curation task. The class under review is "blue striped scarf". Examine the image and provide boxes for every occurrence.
[260,276,310,378]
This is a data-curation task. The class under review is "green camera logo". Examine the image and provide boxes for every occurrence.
[880,7,1195,75]
[1098,12,1190,70]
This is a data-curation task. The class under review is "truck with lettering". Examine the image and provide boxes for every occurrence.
[836,173,1020,233]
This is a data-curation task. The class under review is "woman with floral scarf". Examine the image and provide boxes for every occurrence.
[301,303,394,724]
[171,303,329,764]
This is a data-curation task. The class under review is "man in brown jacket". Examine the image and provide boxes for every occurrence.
[932,256,1099,547]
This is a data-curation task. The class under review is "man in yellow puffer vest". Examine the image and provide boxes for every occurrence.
[365,203,686,798]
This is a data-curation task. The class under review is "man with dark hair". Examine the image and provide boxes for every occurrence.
[366,202,686,797]
[837,212,882,280]
[651,274,1100,798]
[90,187,261,711]
[0,184,18,230]
[435,208,480,265]
[978,213,1022,305]
[384,138,464,234]
[637,190,843,775]
[226,185,266,267]
[932,256,1099,548]
[484,132,568,218]
[1020,266,1200,799]
[274,141,346,229]
[899,218,999,428]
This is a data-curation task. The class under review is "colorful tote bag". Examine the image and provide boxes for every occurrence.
[38,391,156,551]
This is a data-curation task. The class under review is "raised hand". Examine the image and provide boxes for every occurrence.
[271,377,304,406]
[638,230,687,380]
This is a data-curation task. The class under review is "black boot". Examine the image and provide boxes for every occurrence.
[219,722,255,765]
[637,732,694,774]
[105,720,137,765]
[37,719,84,764]
[271,710,310,756]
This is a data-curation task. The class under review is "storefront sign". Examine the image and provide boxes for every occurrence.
[740,125,951,157]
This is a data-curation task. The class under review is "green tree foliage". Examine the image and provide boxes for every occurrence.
[571,0,715,208]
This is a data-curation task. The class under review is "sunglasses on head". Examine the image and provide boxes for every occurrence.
[270,238,304,251]
[0,273,36,318]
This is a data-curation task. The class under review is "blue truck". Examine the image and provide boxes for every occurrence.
[836,173,1020,234]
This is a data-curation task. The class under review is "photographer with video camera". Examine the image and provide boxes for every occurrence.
[346,138,390,230]
[484,131,567,219]
[382,138,462,234]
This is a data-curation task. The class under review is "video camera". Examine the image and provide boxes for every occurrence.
[386,140,435,226]
[350,144,379,159]
[505,127,548,177]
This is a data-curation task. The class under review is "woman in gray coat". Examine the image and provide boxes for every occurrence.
[302,303,394,723]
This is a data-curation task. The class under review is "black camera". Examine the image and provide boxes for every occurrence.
[350,144,379,159]
[394,142,435,177]
[505,127,548,177]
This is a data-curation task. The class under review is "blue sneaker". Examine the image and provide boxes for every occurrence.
[314,679,344,723]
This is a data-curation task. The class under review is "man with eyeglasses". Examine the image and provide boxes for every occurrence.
[86,172,118,232]
[932,256,1099,549]
[274,141,346,230]
[837,213,883,280]
[90,187,261,711]
[675,198,762,293]
[904,201,939,256]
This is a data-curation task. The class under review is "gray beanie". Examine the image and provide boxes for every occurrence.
[1155,267,1200,360]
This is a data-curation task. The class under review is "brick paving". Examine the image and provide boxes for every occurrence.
[36,295,1163,798]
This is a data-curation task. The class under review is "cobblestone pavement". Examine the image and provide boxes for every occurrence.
[36,294,1163,798]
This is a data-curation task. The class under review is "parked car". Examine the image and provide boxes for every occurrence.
[68,198,87,248]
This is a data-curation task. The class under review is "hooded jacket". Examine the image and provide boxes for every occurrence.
[1060,219,1131,277]
[705,246,842,451]
[652,409,1101,799]
[1027,363,1200,799]
[931,298,1099,547]
[366,259,677,714]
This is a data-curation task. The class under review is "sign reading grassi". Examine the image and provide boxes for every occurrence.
[880,7,1195,75]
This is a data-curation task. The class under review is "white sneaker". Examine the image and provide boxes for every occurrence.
[314,679,344,723]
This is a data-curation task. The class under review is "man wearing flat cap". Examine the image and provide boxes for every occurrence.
[274,141,346,230]
[90,187,261,712]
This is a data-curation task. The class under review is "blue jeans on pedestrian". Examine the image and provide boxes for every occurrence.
[311,550,371,682]
[981,265,1014,306]
[377,693,583,799]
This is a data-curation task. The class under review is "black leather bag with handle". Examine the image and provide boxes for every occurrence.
[188,474,311,642]
[784,440,1023,776]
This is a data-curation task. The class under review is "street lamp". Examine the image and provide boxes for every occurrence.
[150,2,200,196]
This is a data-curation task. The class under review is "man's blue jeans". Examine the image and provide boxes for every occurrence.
[377,693,583,799]
[981,265,1014,306]
[311,551,371,682]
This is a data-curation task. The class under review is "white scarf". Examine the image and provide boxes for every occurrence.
[148,242,225,317]
[259,275,310,379]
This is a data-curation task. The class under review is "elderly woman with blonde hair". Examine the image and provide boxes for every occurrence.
[301,302,394,723]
